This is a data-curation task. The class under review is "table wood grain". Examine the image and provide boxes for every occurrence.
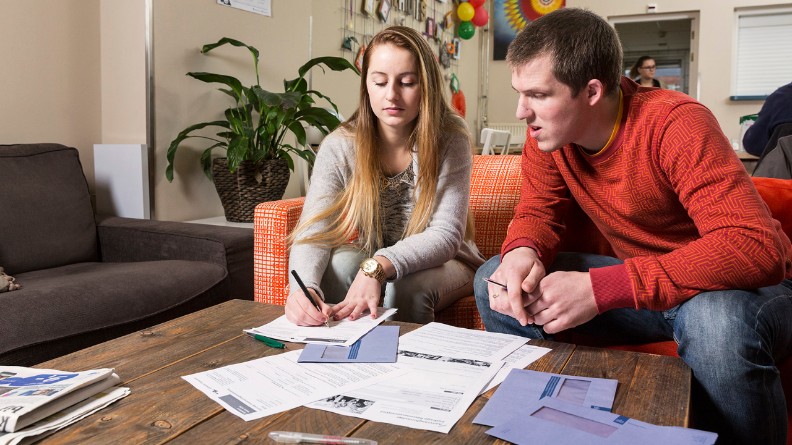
[36,299,690,444]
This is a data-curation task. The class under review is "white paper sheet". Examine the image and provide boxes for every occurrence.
[397,322,528,362]
[307,355,503,433]
[480,343,552,394]
[247,307,397,346]
[216,0,271,16]
[182,350,404,421]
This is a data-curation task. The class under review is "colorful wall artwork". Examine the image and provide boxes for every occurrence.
[492,0,565,60]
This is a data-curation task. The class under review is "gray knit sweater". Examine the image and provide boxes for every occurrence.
[288,129,484,300]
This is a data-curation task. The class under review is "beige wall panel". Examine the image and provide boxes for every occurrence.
[153,0,312,221]
[0,0,101,185]
[100,0,147,145]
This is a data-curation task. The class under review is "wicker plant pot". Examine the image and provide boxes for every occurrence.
[212,158,290,222]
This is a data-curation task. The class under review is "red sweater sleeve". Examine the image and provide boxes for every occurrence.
[500,140,571,270]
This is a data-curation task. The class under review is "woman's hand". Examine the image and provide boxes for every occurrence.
[284,288,332,326]
[331,270,382,321]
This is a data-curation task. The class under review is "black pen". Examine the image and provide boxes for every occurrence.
[483,276,508,290]
[291,270,330,328]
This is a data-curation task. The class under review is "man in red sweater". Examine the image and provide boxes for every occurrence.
[474,8,792,445]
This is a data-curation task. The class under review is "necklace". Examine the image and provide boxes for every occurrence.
[380,162,415,191]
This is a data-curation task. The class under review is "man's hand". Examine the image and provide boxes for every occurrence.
[285,288,332,326]
[527,271,598,334]
[487,247,546,326]
[330,270,381,321]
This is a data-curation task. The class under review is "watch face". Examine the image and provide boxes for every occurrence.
[363,259,378,273]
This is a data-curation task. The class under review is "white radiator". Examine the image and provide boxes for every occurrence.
[485,123,527,147]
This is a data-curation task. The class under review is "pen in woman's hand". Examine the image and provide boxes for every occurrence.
[291,270,330,327]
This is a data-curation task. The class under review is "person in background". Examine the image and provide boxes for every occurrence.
[474,8,792,445]
[742,81,792,157]
[629,55,665,88]
[286,26,483,326]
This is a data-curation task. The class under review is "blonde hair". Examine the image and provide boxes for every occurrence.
[291,26,471,254]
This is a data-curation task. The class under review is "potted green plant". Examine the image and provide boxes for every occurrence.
[166,37,359,222]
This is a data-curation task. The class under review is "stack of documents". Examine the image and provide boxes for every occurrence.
[183,314,552,434]
[0,366,129,445]
[474,368,717,445]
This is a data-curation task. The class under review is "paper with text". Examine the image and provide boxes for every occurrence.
[307,354,503,433]
[182,350,404,421]
[247,307,397,346]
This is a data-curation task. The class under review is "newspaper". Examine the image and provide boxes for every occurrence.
[0,367,120,433]
[0,387,130,445]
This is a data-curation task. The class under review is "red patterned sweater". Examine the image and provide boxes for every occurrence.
[503,77,792,312]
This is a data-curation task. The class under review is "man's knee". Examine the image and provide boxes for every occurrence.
[674,289,784,367]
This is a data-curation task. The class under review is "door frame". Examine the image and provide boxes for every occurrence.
[609,11,700,99]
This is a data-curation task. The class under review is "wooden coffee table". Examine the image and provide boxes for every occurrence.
[35,299,690,444]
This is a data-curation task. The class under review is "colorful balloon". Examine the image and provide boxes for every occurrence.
[469,0,485,8]
[458,21,475,40]
[457,2,475,22]
[471,6,489,27]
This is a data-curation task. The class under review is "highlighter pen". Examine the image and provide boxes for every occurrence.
[290,269,330,328]
[246,332,285,349]
[268,431,377,445]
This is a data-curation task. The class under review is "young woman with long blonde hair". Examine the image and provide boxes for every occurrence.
[285,26,483,325]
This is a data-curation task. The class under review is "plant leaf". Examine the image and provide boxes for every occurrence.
[200,37,261,84]
[287,121,307,146]
[166,120,229,181]
[297,56,359,78]
[188,72,245,100]
[252,86,282,107]
[226,135,251,172]
[200,143,226,181]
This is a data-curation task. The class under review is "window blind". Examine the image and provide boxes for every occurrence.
[734,10,792,98]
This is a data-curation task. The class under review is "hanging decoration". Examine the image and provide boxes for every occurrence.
[450,73,466,118]
[457,0,490,40]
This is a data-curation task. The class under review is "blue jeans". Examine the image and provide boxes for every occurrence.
[474,253,792,445]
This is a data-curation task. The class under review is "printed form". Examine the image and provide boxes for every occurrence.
[182,350,405,421]
[306,322,549,433]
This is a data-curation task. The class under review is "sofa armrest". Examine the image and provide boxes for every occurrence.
[253,198,305,305]
[96,216,254,300]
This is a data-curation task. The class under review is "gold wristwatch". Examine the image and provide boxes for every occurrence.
[360,258,387,284]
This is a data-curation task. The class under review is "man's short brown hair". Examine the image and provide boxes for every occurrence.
[506,8,623,97]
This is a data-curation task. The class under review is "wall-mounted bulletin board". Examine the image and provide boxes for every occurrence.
[338,0,462,76]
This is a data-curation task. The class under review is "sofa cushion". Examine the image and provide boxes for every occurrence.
[0,144,98,274]
[752,176,792,238]
[0,260,226,357]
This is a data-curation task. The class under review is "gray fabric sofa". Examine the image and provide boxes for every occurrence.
[0,143,254,365]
